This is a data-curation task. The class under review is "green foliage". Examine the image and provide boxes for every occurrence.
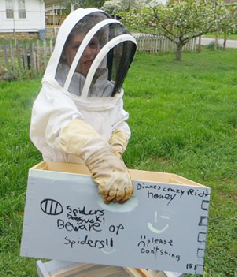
[102,0,145,14]
[217,2,237,35]
[56,0,106,15]
[0,50,237,275]
[72,0,106,9]
[0,68,42,82]
[122,0,237,60]
[207,41,223,50]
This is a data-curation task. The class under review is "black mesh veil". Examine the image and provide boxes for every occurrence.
[108,41,136,96]
[55,11,137,97]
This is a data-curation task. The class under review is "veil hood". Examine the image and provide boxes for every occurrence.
[42,8,137,111]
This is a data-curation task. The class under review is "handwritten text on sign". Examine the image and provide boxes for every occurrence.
[21,170,211,275]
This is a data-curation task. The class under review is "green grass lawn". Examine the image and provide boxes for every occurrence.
[0,48,236,276]
[203,33,237,40]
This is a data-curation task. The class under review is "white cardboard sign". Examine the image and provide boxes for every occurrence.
[20,163,211,275]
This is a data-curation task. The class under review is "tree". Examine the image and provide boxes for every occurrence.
[71,0,106,9]
[217,4,237,50]
[123,0,231,60]
[102,0,155,14]
[102,0,123,14]
[63,0,106,15]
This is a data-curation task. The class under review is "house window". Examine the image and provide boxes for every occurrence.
[18,0,26,19]
[6,0,14,19]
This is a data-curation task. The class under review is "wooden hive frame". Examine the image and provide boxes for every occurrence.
[37,260,159,277]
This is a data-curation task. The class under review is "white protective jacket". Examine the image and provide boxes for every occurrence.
[30,8,137,165]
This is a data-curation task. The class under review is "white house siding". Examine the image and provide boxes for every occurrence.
[0,0,45,33]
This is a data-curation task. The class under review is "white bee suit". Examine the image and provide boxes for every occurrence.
[31,8,182,277]
[30,8,137,203]
[30,79,130,163]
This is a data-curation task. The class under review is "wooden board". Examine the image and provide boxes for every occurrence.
[21,161,211,275]
[37,260,155,277]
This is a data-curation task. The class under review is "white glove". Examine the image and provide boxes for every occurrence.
[85,146,133,203]
[58,119,133,203]
[109,129,128,159]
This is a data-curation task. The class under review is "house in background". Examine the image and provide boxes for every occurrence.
[0,0,45,39]
[45,0,74,26]
[44,0,76,38]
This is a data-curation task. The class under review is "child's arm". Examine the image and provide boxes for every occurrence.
[109,92,131,159]
[30,85,84,156]
[109,128,128,159]
[30,86,133,203]
[58,119,133,203]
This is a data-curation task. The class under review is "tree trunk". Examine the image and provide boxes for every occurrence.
[214,33,219,51]
[197,35,202,53]
[175,43,183,61]
[223,29,227,51]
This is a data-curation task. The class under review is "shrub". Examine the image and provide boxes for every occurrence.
[207,41,223,50]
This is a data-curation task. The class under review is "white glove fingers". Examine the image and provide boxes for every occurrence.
[104,194,111,203]
[104,193,115,203]
[98,184,110,195]
[116,189,126,202]
[105,188,117,203]
[120,185,133,203]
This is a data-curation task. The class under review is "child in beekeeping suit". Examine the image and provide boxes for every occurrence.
[30,8,137,204]
[30,8,181,277]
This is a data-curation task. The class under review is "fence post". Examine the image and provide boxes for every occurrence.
[22,41,28,70]
[160,36,163,53]
[16,40,22,71]
[36,39,41,72]
[194,37,197,51]
[164,37,167,52]
[43,39,47,69]
[3,40,9,71]
[0,60,3,76]
[9,40,15,71]
[50,38,53,53]
[29,41,36,71]
[33,42,37,71]
[28,42,32,70]
[155,36,158,53]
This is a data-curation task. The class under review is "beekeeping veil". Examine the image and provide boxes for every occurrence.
[43,8,137,100]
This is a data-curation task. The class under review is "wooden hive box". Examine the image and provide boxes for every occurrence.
[36,260,160,277]
[20,161,211,275]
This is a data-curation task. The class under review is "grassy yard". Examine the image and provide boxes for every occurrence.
[0,48,236,276]
[203,33,237,40]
